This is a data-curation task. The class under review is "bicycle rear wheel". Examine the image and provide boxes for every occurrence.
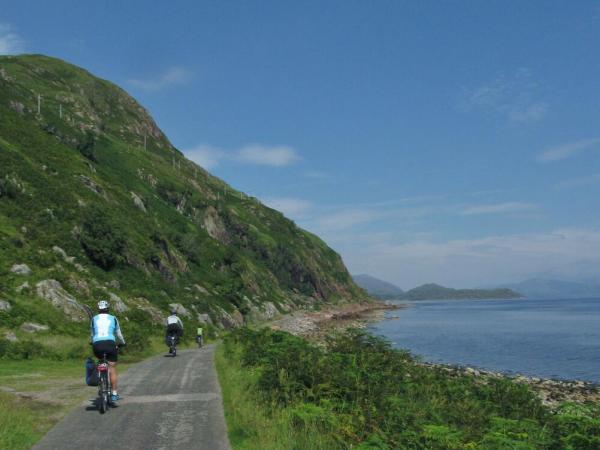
[99,372,109,414]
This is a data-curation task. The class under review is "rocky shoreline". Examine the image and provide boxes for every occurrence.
[269,301,599,408]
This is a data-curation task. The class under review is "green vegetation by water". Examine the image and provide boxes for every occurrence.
[219,329,600,449]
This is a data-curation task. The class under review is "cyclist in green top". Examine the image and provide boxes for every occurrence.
[196,327,203,348]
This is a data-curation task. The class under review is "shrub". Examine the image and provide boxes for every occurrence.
[80,206,126,270]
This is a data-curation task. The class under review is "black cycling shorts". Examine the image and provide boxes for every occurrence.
[93,340,118,362]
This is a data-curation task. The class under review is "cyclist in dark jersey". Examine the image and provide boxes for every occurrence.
[91,300,126,402]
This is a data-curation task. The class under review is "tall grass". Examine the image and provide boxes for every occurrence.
[215,342,343,450]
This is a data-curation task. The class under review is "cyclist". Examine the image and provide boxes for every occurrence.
[91,300,126,403]
[196,326,203,347]
[165,308,184,353]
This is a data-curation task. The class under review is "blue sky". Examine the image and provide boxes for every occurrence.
[2,1,600,288]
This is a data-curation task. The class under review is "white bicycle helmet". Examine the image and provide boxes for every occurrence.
[97,300,109,311]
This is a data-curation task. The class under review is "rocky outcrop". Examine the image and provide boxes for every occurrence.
[10,264,31,275]
[130,191,147,212]
[52,246,75,264]
[35,279,86,321]
[202,206,230,244]
[3,331,18,342]
[0,300,11,311]
[248,301,279,322]
[21,322,49,333]
[196,313,213,325]
[215,306,244,329]
[168,303,191,319]
[131,297,163,324]
[109,292,129,313]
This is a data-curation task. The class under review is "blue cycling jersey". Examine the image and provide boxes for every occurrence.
[91,313,124,344]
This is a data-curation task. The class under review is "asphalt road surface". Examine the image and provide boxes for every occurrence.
[34,345,231,450]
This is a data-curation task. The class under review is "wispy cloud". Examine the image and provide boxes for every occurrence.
[236,145,299,167]
[262,197,313,218]
[183,143,299,169]
[185,145,224,170]
[537,138,600,162]
[461,202,538,216]
[459,68,548,124]
[0,24,24,54]
[555,173,600,190]
[128,66,192,91]
[316,209,380,231]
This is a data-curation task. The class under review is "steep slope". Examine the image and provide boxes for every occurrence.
[352,274,403,299]
[0,55,365,353]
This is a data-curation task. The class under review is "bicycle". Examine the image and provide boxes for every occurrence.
[196,335,203,348]
[168,334,177,357]
[96,352,112,414]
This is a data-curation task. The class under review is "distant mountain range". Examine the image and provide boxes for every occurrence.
[353,275,521,300]
[352,274,404,299]
[495,278,600,299]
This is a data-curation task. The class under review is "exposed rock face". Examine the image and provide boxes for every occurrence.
[21,322,49,333]
[68,276,90,296]
[196,313,212,325]
[35,279,87,321]
[0,300,11,311]
[215,307,244,329]
[4,331,18,342]
[76,175,105,197]
[130,191,147,212]
[132,297,163,324]
[202,206,230,244]
[109,292,129,313]
[52,246,75,264]
[168,303,191,319]
[193,284,209,295]
[248,301,279,322]
[11,264,32,275]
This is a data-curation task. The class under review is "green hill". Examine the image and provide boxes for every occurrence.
[0,54,365,356]
[400,283,522,300]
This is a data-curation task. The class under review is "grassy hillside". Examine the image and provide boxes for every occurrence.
[0,54,365,357]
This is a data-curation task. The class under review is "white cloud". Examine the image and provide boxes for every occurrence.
[0,24,24,54]
[461,202,538,216]
[184,143,300,169]
[555,173,600,190]
[460,68,548,124]
[537,138,600,162]
[128,66,192,91]
[236,145,299,167]
[262,197,312,218]
[184,145,224,170]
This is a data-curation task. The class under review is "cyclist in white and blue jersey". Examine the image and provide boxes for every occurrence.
[91,300,126,402]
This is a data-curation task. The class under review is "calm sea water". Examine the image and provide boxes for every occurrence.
[368,298,600,383]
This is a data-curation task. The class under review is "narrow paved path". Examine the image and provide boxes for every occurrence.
[34,345,231,450]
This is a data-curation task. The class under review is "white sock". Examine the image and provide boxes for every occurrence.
[112,390,118,395]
